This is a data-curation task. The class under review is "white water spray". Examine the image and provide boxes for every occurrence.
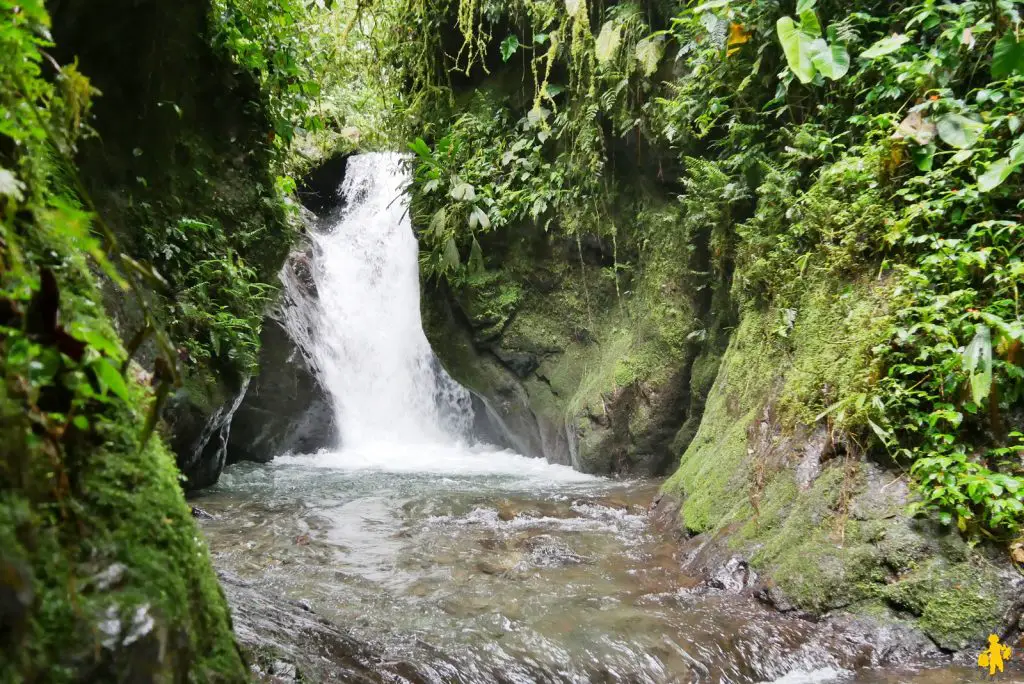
[277,152,594,481]
[282,153,473,448]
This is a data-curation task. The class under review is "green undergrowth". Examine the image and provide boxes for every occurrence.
[383,0,1024,539]
[1,2,246,680]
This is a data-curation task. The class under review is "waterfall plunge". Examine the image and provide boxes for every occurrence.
[282,153,473,450]
[275,152,594,480]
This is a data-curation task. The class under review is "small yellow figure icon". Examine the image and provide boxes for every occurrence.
[978,634,1012,676]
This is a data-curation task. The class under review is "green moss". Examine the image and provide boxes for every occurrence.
[882,562,1003,650]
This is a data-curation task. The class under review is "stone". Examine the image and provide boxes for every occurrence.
[227,314,337,466]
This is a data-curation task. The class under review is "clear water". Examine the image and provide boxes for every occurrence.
[203,154,1001,682]
[199,460,992,683]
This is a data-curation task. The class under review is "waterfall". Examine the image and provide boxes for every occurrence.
[280,153,474,452]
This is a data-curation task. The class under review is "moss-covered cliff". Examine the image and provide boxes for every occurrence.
[0,0,309,678]
[401,0,1024,650]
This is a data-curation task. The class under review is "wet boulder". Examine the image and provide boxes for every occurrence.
[227,316,337,465]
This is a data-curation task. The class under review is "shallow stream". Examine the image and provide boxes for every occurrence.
[196,153,1008,683]
[196,446,996,683]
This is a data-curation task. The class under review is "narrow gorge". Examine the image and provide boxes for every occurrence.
[2,0,1023,682]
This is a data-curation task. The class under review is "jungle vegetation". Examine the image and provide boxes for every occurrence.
[1,0,1023,677]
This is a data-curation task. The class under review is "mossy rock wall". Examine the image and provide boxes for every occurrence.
[49,0,295,489]
[659,278,1022,651]
[424,198,709,476]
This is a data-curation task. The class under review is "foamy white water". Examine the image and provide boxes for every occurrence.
[279,152,594,481]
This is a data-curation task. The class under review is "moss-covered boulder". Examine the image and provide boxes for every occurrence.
[659,278,1023,652]
[424,199,708,476]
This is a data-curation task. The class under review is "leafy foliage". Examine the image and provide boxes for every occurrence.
[1,1,245,679]
[384,0,1024,539]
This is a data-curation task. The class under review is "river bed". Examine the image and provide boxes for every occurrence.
[194,446,1003,683]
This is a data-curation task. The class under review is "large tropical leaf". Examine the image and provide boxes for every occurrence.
[635,37,664,77]
[992,32,1024,79]
[860,34,909,59]
[809,38,849,80]
[777,16,815,83]
[936,114,983,149]
[596,21,622,65]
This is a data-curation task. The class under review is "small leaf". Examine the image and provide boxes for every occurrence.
[468,237,485,275]
[429,207,447,234]
[936,114,983,149]
[468,205,491,230]
[911,143,936,171]
[94,358,131,403]
[449,182,476,201]
[860,33,909,59]
[962,325,993,405]
[500,34,520,62]
[442,237,460,271]
[992,32,1024,79]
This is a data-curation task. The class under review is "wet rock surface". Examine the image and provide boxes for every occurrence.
[227,315,336,465]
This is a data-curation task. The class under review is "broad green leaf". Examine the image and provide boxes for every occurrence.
[911,143,935,171]
[795,0,816,13]
[777,16,815,84]
[595,21,622,64]
[442,237,460,271]
[635,37,664,77]
[977,157,1016,192]
[798,10,821,38]
[500,34,520,62]
[468,205,491,230]
[992,32,1024,79]
[936,114,983,149]
[860,33,909,59]
[867,418,892,446]
[429,207,447,234]
[692,0,729,11]
[565,0,583,17]
[450,182,476,201]
[468,237,485,275]
[809,38,849,80]
[962,325,993,405]
[94,358,131,403]
[409,137,431,159]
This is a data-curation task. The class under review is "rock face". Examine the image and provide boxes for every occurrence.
[422,204,717,477]
[168,376,251,491]
[227,315,336,464]
[653,279,1024,655]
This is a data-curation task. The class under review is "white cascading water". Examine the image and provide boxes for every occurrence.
[278,152,592,480]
